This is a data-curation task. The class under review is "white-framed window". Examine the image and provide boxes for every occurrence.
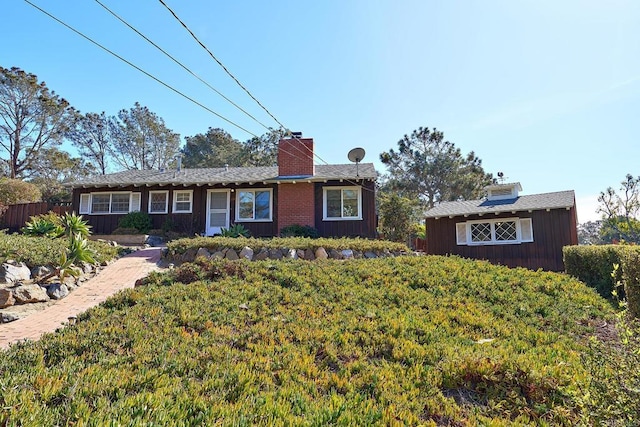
[148,191,169,214]
[323,186,362,220]
[236,189,272,222]
[79,192,141,215]
[173,190,193,213]
[456,217,533,246]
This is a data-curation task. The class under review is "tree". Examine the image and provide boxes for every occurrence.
[378,192,421,243]
[597,174,640,243]
[109,102,180,170]
[380,127,493,209]
[0,178,41,205]
[67,112,112,175]
[182,127,244,168]
[24,148,95,203]
[239,129,284,166]
[0,66,77,178]
[577,220,604,245]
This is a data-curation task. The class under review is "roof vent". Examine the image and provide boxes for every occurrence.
[485,182,522,201]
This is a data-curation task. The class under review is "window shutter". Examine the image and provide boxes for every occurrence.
[456,222,467,245]
[79,194,90,214]
[130,192,142,212]
[520,218,534,242]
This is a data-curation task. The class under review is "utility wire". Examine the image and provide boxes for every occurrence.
[94,0,273,133]
[24,0,259,138]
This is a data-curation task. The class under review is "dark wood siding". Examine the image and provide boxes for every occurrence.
[314,180,377,238]
[425,207,578,271]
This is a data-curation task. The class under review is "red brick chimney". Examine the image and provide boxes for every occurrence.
[278,136,315,177]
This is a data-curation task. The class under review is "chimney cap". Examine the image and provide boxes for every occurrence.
[290,131,302,139]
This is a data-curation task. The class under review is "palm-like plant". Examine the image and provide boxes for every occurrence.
[61,212,91,240]
[21,217,63,238]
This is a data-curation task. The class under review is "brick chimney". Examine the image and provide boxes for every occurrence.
[278,136,315,177]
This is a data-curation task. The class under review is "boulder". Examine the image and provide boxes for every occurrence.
[269,249,283,260]
[296,249,305,260]
[196,247,211,259]
[147,235,165,246]
[1,312,20,323]
[225,249,239,260]
[81,262,94,274]
[315,247,328,260]
[211,251,225,259]
[304,249,315,261]
[0,261,31,284]
[254,249,269,261]
[341,249,354,259]
[239,246,254,261]
[285,249,298,260]
[364,251,378,259]
[329,249,343,259]
[0,288,15,308]
[31,265,52,279]
[12,284,50,304]
[47,283,69,300]
[181,248,198,263]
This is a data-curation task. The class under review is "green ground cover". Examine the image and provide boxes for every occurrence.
[0,255,612,425]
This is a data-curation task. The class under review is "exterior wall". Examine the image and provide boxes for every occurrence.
[425,207,578,271]
[276,183,315,232]
[314,180,377,238]
[278,138,315,177]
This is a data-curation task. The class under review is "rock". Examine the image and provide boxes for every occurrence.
[254,249,269,261]
[269,249,283,260]
[304,249,315,261]
[341,249,354,259]
[329,249,342,259]
[239,247,254,261]
[353,251,363,259]
[147,235,165,246]
[238,303,249,310]
[285,249,298,259]
[1,312,20,323]
[81,262,93,274]
[211,251,225,259]
[0,261,31,284]
[315,247,328,260]
[225,249,239,260]
[296,249,305,260]
[364,251,378,259]
[196,247,211,259]
[47,283,69,300]
[0,288,15,308]
[31,265,52,279]
[182,248,198,263]
[12,284,50,304]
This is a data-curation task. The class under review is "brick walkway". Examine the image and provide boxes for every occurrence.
[0,247,162,350]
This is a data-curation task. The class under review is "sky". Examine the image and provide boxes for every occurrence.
[2,0,639,223]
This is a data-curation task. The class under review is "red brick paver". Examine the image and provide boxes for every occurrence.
[0,247,162,350]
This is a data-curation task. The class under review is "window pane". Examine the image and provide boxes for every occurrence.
[210,192,227,210]
[470,223,491,242]
[342,189,358,217]
[495,221,517,241]
[238,191,254,219]
[91,194,110,213]
[150,193,167,212]
[254,191,270,219]
[326,189,342,218]
[174,192,191,212]
[110,193,130,213]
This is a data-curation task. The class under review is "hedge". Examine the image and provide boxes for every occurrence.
[621,250,640,318]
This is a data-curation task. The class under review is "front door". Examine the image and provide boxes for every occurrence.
[206,190,230,236]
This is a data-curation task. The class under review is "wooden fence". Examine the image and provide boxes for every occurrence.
[0,202,74,232]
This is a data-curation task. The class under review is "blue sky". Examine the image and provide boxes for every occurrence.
[3,0,639,222]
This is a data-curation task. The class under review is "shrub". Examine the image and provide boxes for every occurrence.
[111,227,141,235]
[0,178,41,204]
[220,223,251,238]
[21,215,63,238]
[280,224,320,238]
[117,211,152,234]
[621,249,640,319]
[61,212,91,239]
[563,245,627,299]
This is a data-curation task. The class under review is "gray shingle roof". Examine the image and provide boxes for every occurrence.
[425,190,576,218]
[68,163,377,188]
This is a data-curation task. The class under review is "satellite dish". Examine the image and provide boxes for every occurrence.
[347,147,366,177]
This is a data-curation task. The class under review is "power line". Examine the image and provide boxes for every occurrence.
[24,0,259,138]
[93,0,273,133]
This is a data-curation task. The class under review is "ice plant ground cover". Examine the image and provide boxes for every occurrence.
[0,255,612,425]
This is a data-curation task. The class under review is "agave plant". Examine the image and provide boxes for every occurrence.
[220,224,251,238]
[61,212,92,240]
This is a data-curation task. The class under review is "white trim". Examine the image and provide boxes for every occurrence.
[235,188,273,222]
[322,186,362,221]
[148,190,169,214]
[79,194,90,214]
[206,189,230,235]
[172,190,193,213]
[456,217,534,246]
[83,191,140,215]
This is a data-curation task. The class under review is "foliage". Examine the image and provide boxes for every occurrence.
[67,111,112,175]
[220,223,251,238]
[0,66,77,179]
[109,102,180,171]
[621,249,640,319]
[239,128,285,166]
[167,236,410,256]
[414,223,427,240]
[0,232,118,267]
[377,192,421,242]
[24,147,95,203]
[578,220,604,245]
[21,216,63,238]
[598,174,640,243]
[61,212,91,240]
[380,126,493,209]
[279,224,320,238]
[117,211,152,234]
[0,256,611,424]
[182,127,244,168]
[0,178,41,205]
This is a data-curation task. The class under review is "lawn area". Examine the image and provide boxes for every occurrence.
[0,255,613,425]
